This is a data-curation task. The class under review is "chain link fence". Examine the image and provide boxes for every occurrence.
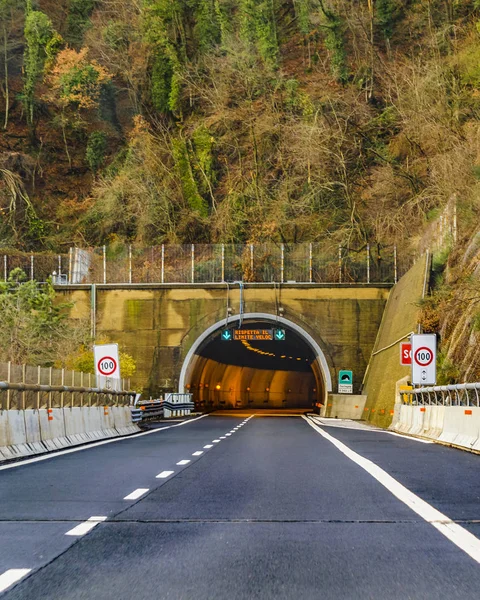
[1,243,411,285]
[0,362,132,410]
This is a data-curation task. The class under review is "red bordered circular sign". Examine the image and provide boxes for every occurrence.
[414,347,434,367]
[97,356,117,376]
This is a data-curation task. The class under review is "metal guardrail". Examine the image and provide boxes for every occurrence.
[132,393,195,422]
[0,380,135,409]
[400,383,480,407]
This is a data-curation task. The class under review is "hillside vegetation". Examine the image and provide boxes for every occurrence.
[0,0,479,253]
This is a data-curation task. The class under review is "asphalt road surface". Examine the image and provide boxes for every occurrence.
[1,414,480,599]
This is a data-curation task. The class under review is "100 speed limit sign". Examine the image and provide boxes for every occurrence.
[411,334,436,385]
[93,343,121,390]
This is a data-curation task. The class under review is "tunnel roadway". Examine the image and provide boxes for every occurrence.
[0,414,480,599]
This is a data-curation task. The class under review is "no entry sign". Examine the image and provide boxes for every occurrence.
[411,334,436,385]
[94,344,121,391]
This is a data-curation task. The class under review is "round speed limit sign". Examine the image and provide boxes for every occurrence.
[97,356,117,376]
[414,347,434,367]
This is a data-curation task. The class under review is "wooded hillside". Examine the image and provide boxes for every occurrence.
[1,0,480,254]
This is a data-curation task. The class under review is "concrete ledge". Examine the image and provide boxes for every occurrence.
[0,408,141,462]
[323,394,367,419]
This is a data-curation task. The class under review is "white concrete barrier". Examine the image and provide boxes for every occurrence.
[422,406,445,440]
[0,406,141,462]
[391,405,480,451]
[439,407,480,449]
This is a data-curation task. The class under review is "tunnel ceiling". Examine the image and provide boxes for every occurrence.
[196,322,315,372]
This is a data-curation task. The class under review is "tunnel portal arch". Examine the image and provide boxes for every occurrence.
[178,313,332,405]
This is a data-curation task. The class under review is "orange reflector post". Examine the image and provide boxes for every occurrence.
[465,409,473,415]
[364,408,369,411]
[390,410,394,415]
[355,405,359,409]
[420,407,426,412]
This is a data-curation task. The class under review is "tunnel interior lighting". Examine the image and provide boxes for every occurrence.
[215,384,221,390]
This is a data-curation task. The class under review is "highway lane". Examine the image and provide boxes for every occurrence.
[1,414,480,599]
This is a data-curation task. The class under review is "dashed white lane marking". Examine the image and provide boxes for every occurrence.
[230,430,236,433]
[303,416,480,565]
[176,460,190,466]
[0,415,210,472]
[123,488,149,500]
[212,439,221,443]
[192,451,203,456]
[225,433,232,437]
[0,569,32,593]
[156,470,174,479]
[220,436,226,439]
[65,516,107,537]
[203,445,213,449]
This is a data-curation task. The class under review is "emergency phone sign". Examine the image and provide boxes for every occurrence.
[411,334,436,385]
[400,342,411,366]
[94,344,121,391]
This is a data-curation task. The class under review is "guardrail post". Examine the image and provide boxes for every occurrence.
[71,370,75,407]
[366,244,370,284]
[80,371,84,407]
[36,365,41,410]
[250,244,254,278]
[30,254,34,281]
[128,245,132,284]
[280,244,284,283]
[161,244,165,284]
[68,247,73,284]
[49,367,52,408]
[394,245,398,284]
[309,243,313,283]
[6,361,11,410]
[4,255,7,281]
[22,364,26,410]
[103,245,107,284]
[191,244,195,283]
[338,245,342,283]
[221,244,225,282]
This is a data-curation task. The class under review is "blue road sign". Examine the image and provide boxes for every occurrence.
[274,329,286,341]
[221,329,232,341]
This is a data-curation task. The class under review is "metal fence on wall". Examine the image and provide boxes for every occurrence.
[0,362,132,411]
[67,243,408,285]
[1,243,412,285]
[400,384,480,407]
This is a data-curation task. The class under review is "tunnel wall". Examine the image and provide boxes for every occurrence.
[189,357,316,410]
[57,284,390,397]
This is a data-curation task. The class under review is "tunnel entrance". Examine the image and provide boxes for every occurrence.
[180,314,331,411]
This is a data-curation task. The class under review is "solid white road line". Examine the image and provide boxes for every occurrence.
[123,488,149,501]
[192,451,203,456]
[203,445,213,449]
[65,516,107,537]
[176,460,190,465]
[156,470,174,479]
[0,414,210,472]
[0,569,32,593]
[303,415,480,565]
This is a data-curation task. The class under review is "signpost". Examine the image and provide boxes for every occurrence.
[411,334,436,385]
[400,342,412,366]
[338,370,353,394]
[94,343,121,391]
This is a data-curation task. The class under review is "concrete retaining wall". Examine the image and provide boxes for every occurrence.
[390,405,480,452]
[0,407,140,461]
[323,394,367,419]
